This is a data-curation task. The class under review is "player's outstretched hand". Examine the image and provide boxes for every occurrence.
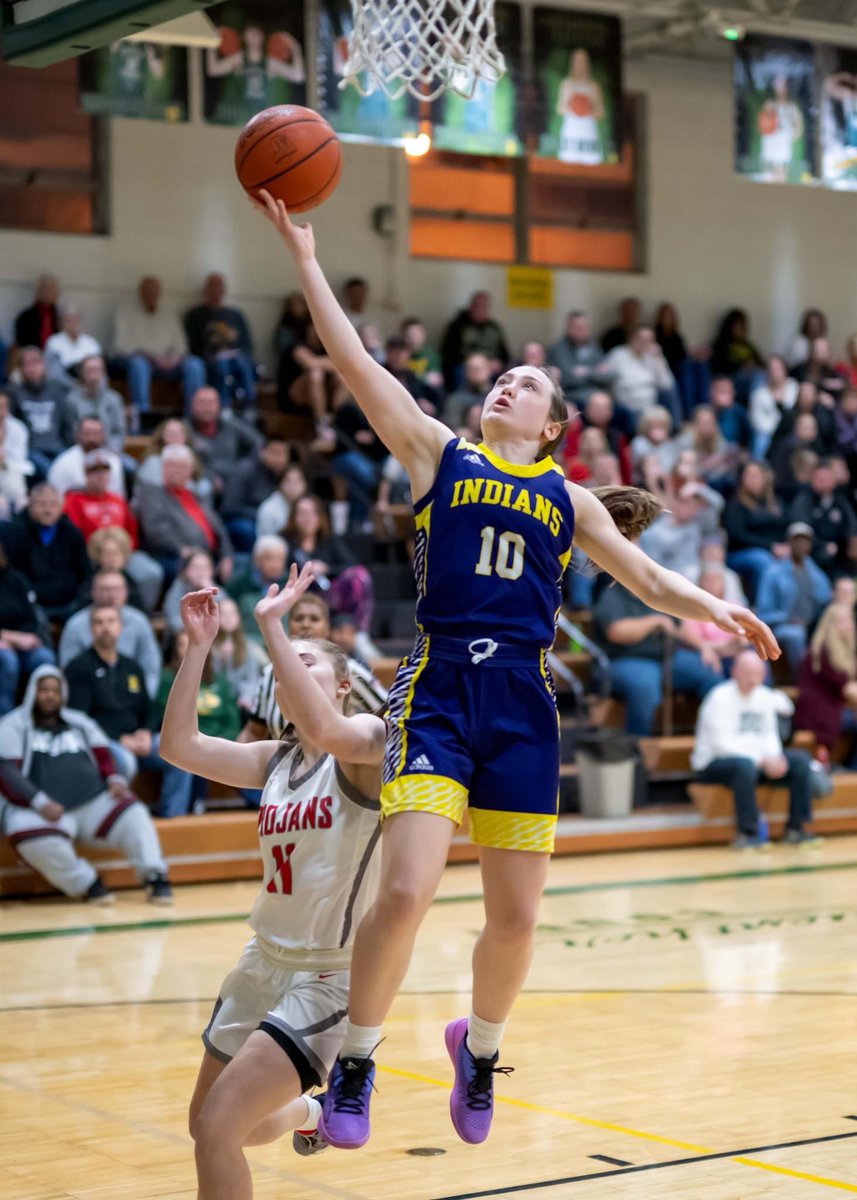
[255,563,317,625]
[709,601,781,662]
[250,189,315,262]
[180,588,220,646]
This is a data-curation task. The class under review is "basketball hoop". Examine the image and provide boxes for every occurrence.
[341,0,506,101]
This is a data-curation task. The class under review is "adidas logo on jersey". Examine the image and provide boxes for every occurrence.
[463,453,483,465]
[410,754,435,772]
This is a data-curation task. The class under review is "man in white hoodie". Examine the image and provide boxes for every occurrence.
[691,650,818,848]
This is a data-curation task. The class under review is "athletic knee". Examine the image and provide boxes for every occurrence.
[190,1100,235,1152]
[373,876,433,926]
[484,903,540,943]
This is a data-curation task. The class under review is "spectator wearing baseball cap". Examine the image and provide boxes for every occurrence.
[755,522,833,674]
[63,452,164,612]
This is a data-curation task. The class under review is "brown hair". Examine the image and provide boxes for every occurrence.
[284,494,331,543]
[537,367,570,461]
[212,611,250,669]
[590,485,666,542]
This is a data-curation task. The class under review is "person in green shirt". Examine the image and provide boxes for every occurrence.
[156,630,240,744]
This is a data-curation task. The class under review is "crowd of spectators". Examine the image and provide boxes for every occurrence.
[1,274,857,861]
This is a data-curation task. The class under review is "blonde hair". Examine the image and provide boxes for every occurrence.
[810,603,857,677]
[87,525,132,565]
[638,406,673,437]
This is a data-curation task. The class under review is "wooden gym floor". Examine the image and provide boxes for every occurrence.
[2,840,857,1199]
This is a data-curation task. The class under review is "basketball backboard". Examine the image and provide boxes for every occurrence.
[1,0,220,67]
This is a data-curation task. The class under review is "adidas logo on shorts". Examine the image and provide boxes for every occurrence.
[410,754,435,772]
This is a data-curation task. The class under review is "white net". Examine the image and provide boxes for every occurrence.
[341,0,506,101]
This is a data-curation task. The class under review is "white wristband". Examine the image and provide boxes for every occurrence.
[30,791,54,814]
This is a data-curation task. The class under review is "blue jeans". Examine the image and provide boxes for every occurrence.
[206,352,257,409]
[0,645,56,715]
[332,451,380,525]
[609,648,722,735]
[678,357,711,417]
[772,622,807,674]
[109,734,194,818]
[225,516,259,554]
[27,449,56,483]
[123,354,206,413]
[697,750,812,836]
[751,431,772,460]
[726,547,776,601]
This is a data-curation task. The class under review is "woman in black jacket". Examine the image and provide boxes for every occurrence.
[724,461,789,600]
[0,543,56,714]
[284,494,375,633]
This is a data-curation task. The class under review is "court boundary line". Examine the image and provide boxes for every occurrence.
[4,857,857,943]
[430,1130,857,1198]
[3,986,857,1014]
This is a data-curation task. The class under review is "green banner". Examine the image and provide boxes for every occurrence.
[203,0,305,126]
[79,41,188,121]
[531,8,622,164]
[734,35,818,185]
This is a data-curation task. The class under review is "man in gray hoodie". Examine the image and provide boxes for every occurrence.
[0,665,171,904]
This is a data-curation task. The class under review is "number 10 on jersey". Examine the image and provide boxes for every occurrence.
[475,526,526,580]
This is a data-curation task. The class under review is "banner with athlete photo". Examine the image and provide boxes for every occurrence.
[79,42,188,122]
[734,35,818,184]
[316,0,419,144]
[530,8,622,165]
[203,0,306,126]
[430,1,524,157]
[818,45,857,190]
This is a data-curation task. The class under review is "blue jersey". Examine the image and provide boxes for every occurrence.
[412,438,575,650]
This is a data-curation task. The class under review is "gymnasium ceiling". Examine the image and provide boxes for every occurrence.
[563,1,857,58]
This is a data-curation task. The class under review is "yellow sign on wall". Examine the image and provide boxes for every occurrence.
[506,265,554,310]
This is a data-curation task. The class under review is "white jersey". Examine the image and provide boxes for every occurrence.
[249,743,381,967]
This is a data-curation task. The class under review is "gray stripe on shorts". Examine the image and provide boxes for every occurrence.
[339,823,382,947]
[262,1011,346,1082]
[290,1007,349,1038]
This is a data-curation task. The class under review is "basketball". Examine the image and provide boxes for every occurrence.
[267,31,294,62]
[217,25,241,57]
[570,93,594,117]
[758,108,779,136]
[235,105,342,214]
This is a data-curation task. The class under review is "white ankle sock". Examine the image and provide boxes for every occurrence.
[298,1094,323,1134]
[466,1011,505,1060]
[339,1021,383,1060]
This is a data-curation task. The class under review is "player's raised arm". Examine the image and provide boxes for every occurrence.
[160,589,280,787]
[570,482,781,661]
[253,191,450,493]
[254,565,387,767]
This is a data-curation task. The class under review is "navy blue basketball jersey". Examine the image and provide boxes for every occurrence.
[412,438,575,649]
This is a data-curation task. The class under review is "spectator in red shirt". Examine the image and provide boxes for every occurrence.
[64,451,163,611]
[562,390,632,484]
[135,444,234,584]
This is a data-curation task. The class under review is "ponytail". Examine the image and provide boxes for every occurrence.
[590,485,665,542]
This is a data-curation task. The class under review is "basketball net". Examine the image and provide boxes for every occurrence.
[341,0,506,101]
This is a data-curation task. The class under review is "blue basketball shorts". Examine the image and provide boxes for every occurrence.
[381,632,560,853]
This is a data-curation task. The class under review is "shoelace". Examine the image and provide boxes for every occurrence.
[465,1063,514,1111]
[331,1060,377,1114]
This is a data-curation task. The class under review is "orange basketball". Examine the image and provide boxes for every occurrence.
[570,93,594,117]
[218,26,241,57]
[267,31,293,62]
[758,109,779,136]
[235,105,342,214]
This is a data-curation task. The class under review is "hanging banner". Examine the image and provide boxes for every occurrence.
[430,1,524,157]
[734,35,818,184]
[203,0,306,126]
[531,8,622,165]
[819,46,857,190]
[317,0,419,144]
[79,42,189,121]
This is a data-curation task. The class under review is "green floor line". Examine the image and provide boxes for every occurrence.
[3,858,857,944]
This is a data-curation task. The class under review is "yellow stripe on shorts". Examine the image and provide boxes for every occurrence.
[468,809,557,854]
[381,773,468,826]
